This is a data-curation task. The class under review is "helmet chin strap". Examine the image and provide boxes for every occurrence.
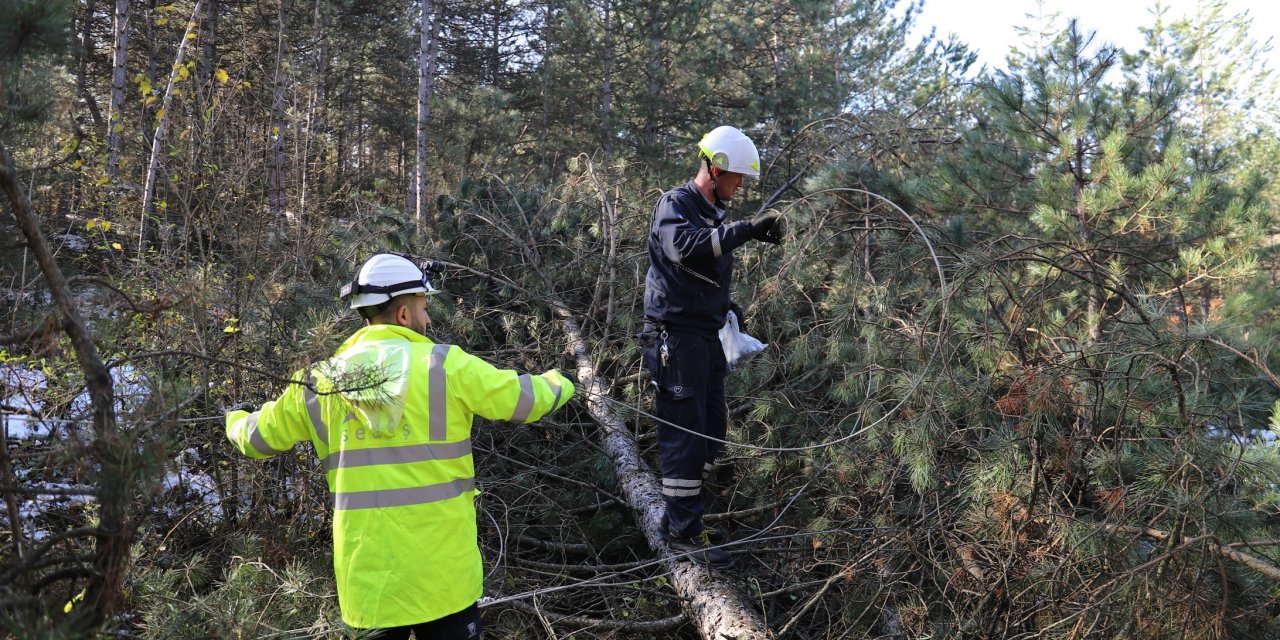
[705,157,729,217]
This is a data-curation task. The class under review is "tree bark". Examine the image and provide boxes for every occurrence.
[105,0,129,184]
[552,302,774,640]
[1,141,127,633]
[539,0,556,177]
[642,2,662,152]
[412,0,442,234]
[77,0,105,130]
[600,0,613,159]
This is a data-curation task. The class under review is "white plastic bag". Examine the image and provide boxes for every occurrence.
[719,310,767,372]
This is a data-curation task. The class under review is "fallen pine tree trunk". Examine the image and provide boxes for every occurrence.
[552,301,774,640]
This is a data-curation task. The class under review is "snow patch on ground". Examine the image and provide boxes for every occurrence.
[161,448,224,519]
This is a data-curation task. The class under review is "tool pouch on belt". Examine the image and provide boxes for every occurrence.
[638,329,696,400]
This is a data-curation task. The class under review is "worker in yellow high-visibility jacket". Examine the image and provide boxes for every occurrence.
[226,253,574,639]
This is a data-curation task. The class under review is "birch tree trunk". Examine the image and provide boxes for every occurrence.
[268,0,293,227]
[105,0,129,184]
[139,0,203,254]
[552,302,774,640]
[411,0,442,234]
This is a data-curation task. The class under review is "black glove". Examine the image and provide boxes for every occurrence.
[750,212,785,245]
[728,301,746,332]
[226,402,256,414]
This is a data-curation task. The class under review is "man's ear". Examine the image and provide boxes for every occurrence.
[396,302,411,328]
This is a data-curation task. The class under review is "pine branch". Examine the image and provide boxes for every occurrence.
[1106,525,1280,580]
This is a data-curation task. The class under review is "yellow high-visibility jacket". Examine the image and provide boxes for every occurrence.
[226,323,573,628]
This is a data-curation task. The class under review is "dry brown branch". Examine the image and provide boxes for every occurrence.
[1106,525,1280,580]
[501,598,687,633]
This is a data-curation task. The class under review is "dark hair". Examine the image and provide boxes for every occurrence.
[360,294,417,323]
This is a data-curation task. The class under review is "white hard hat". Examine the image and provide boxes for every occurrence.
[341,253,440,309]
[698,126,760,178]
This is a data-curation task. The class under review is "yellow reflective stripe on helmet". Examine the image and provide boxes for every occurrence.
[429,344,450,440]
[324,439,472,471]
[245,412,288,456]
[304,373,329,447]
[510,374,535,423]
[332,477,475,510]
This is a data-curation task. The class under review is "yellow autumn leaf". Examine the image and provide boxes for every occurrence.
[178,66,189,80]
[85,219,99,231]
[186,32,197,40]
[73,159,83,169]
[215,68,229,85]
[155,108,166,120]
[101,220,112,232]
[272,126,280,137]
[97,176,110,186]
[63,589,86,613]
[111,242,123,251]
[224,326,240,333]
[246,274,256,282]
[155,16,168,26]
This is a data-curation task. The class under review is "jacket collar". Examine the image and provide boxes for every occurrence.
[681,181,725,225]
[336,323,433,355]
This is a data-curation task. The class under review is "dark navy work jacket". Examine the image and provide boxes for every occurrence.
[643,181,754,334]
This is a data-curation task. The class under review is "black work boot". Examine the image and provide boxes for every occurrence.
[667,530,734,568]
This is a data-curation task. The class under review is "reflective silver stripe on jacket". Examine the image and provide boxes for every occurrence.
[332,477,475,510]
[245,412,288,456]
[662,477,702,498]
[429,344,450,440]
[711,227,723,257]
[510,375,535,423]
[303,373,329,447]
[548,377,563,410]
[324,439,472,471]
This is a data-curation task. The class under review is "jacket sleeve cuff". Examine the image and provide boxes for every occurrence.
[719,220,754,254]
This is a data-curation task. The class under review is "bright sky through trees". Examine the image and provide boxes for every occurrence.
[911,0,1280,74]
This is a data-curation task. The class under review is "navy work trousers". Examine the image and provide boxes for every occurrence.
[362,602,483,640]
[640,327,727,539]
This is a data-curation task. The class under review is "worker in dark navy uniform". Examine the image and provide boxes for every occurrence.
[640,126,783,568]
